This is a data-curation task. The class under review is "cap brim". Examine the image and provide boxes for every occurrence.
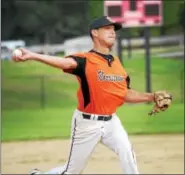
[89,20,122,31]
[102,22,122,31]
[113,22,122,31]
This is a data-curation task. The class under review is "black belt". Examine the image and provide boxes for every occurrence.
[82,113,112,121]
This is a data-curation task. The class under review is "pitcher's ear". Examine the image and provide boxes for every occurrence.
[91,29,98,38]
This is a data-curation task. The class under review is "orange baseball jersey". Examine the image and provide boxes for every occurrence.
[63,50,131,115]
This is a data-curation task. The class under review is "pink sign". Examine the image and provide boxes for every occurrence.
[104,0,163,28]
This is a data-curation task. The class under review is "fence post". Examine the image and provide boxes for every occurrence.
[127,29,132,59]
[180,70,184,103]
[40,76,46,109]
[144,27,152,94]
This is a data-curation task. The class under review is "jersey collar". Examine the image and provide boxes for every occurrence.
[89,49,114,61]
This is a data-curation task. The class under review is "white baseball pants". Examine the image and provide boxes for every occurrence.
[40,109,139,174]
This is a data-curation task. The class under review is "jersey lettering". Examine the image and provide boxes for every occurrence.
[98,70,124,82]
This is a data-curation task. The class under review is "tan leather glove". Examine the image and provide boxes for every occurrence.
[148,91,172,116]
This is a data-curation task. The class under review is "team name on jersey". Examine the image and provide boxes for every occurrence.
[98,70,124,82]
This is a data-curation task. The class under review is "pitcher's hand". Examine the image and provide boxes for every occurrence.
[12,48,36,62]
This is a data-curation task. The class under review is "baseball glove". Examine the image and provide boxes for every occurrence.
[148,91,172,116]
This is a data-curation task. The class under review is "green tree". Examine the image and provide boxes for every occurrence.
[2,0,89,43]
[163,1,179,25]
[89,0,104,20]
[1,0,17,39]
[179,2,185,30]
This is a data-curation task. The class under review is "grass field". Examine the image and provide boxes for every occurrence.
[1,48,184,141]
[2,104,184,142]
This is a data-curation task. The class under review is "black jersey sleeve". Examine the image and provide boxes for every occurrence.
[63,55,86,76]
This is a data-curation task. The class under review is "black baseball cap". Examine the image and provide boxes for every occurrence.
[89,16,122,31]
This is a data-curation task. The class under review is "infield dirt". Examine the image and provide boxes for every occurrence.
[2,134,184,174]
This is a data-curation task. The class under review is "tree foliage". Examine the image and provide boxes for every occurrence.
[2,0,88,44]
[179,2,185,30]
[1,0,183,44]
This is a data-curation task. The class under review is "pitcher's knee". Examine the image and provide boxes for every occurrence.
[117,142,131,155]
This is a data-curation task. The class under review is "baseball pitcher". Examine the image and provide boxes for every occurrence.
[12,16,172,174]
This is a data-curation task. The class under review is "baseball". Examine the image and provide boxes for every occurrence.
[12,49,23,57]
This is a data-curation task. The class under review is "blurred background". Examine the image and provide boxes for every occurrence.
[1,0,184,140]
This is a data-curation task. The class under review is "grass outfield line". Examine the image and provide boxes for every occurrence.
[2,104,184,142]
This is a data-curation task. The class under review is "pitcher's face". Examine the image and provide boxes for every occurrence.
[93,25,116,47]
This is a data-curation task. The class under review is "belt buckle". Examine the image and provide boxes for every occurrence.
[104,115,111,121]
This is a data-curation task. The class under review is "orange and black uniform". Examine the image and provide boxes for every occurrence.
[64,50,131,115]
